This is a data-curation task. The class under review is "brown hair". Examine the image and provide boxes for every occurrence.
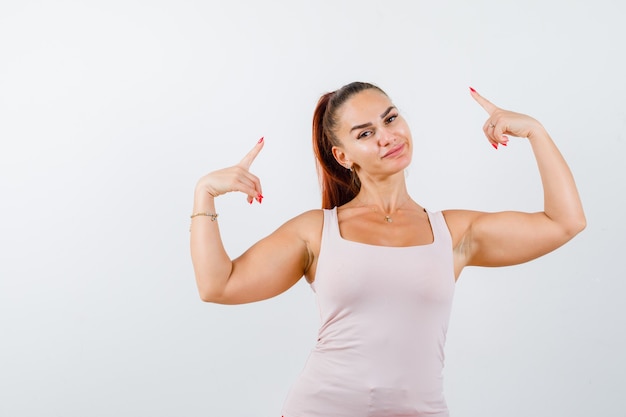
[312,81,387,209]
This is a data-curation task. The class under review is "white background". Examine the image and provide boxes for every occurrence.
[1,1,624,416]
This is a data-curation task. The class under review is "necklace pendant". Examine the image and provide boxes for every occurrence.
[384,216,393,223]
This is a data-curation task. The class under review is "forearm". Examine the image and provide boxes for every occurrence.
[190,189,233,301]
[528,128,586,235]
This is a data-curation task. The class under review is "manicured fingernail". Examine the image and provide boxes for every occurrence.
[258,136,264,143]
[248,197,253,204]
[257,194,263,204]
[501,142,508,147]
[469,87,477,93]
[492,143,498,150]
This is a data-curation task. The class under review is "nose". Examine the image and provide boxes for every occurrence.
[378,127,396,147]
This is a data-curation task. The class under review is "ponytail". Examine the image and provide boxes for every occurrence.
[312,82,386,209]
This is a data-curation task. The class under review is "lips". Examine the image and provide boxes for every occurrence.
[382,143,405,158]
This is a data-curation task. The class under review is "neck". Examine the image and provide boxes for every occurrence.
[354,181,411,214]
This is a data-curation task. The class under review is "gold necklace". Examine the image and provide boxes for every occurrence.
[356,194,412,224]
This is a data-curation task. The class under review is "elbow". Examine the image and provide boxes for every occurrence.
[198,291,214,303]
[563,214,587,239]
[194,269,231,303]
[198,288,223,303]
[196,282,224,303]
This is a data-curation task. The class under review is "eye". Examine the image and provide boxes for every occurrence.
[357,130,373,139]
[385,114,398,124]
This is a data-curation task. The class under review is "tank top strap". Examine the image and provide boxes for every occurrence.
[425,210,452,249]
[322,207,341,241]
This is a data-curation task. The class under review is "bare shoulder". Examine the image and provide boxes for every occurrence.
[284,209,324,244]
[282,209,323,229]
[293,208,325,222]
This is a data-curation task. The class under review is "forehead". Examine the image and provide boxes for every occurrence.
[337,89,392,124]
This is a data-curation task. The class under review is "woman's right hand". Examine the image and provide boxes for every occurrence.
[195,137,265,204]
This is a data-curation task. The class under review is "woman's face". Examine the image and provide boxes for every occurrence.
[332,89,413,178]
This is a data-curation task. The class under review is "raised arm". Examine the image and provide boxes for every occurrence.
[448,89,586,270]
[190,138,315,304]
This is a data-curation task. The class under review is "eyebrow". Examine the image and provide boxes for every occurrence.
[350,106,397,132]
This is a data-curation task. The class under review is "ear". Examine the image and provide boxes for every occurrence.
[331,145,351,169]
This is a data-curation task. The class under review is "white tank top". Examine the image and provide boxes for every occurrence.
[281,207,456,417]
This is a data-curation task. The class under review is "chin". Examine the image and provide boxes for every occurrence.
[385,158,412,176]
[397,153,412,170]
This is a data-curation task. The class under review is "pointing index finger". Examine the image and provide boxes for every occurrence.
[238,136,264,169]
[469,87,498,115]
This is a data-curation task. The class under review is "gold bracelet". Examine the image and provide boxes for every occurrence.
[190,212,219,221]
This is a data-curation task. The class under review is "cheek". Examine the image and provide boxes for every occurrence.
[401,128,413,146]
[352,143,378,160]
[346,142,378,163]
[399,122,412,137]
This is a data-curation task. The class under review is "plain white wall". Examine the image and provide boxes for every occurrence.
[1,1,624,416]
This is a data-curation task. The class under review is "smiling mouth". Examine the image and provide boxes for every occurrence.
[383,143,405,158]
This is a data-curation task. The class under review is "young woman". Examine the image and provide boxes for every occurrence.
[190,82,585,416]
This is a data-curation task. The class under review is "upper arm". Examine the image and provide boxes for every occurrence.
[210,210,322,305]
[445,209,582,269]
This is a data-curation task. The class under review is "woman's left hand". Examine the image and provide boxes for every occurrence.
[470,87,546,149]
